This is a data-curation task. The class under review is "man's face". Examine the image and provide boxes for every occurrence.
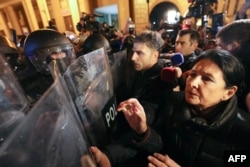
[216,37,231,50]
[131,42,158,71]
[175,34,197,56]
[50,52,67,60]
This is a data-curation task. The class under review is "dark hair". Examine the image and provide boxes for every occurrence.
[178,28,200,43]
[134,30,164,52]
[195,49,245,92]
[216,19,250,46]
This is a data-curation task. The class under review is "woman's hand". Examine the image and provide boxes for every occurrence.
[148,153,181,167]
[117,98,147,134]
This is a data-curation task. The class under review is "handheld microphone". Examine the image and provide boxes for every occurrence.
[160,53,184,83]
[170,53,184,66]
[246,93,250,112]
[159,53,184,66]
[161,67,182,83]
[159,53,172,59]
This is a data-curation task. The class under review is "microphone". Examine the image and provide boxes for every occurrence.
[159,53,172,59]
[246,93,250,112]
[160,53,184,83]
[170,53,184,66]
[161,66,182,83]
[159,53,184,66]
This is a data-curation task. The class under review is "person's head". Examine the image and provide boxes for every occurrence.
[175,29,200,56]
[216,19,250,56]
[204,39,216,50]
[48,20,54,26]
[24,29,75,75]
[76,33,111,57]
[185,49,245,111]
[131,30,164,71]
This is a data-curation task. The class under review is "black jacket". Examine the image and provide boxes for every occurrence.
[113,62,176,139]
[105,92,250,167]
[179,52,198,73]
[234,41,250,112]
[104,62,176,166]
[152,92,250,167]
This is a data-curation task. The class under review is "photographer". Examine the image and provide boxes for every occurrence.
[76,17,85,34]
[121,19,136,55]
[76,13,101,34]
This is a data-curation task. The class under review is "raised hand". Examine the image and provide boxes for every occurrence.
[117,98,147,134]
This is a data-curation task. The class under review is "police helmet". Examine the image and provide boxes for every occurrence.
[0,36,17,54]
[77,33,111,57]
[24,29,75,74]
[64,31,79,44]
[0,35,19,71]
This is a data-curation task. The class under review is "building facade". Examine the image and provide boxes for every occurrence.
[0,0,246,41]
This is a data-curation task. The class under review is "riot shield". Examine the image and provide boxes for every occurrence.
[63,47,117,147]
[108,49,127,94]
[0,76,94,167]
[0,55,28,145]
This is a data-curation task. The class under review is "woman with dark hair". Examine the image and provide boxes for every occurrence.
[90,49,250,167]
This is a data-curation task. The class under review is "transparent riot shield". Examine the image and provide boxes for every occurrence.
[108,49,127,94]
[63,47,117,147]
[0,55,28,145]
[0,76,95,167]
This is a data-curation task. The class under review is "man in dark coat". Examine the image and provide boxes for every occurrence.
[90,49,250,167]
[174,28,200,91]
[113,30,177,139]
[216,19,250,112]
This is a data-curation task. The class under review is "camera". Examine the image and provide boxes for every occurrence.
[186,0,218,18]
[128,24,135,35]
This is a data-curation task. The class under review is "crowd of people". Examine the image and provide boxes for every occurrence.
[88,19,250,167]
[0,4,250,167]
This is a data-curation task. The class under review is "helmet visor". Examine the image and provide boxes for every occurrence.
[29,45,75,74]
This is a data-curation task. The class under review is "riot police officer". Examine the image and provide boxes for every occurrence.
[76,33,112,57]
[0,55,28,145]
[0,35,26,73]
[17,29,76,107]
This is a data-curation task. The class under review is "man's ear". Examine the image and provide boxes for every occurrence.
[192,42,199,50]
[154,50,160,59]
[227,41,240,51]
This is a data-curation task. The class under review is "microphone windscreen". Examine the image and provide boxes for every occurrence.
[246,93,250,112]
[161,67,176,83]
[171,53,184,66]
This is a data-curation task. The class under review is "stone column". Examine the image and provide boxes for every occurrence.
[22,0,39,31]
[36,0,50,29]
[50,0,66,32]
[5,6,22,35]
